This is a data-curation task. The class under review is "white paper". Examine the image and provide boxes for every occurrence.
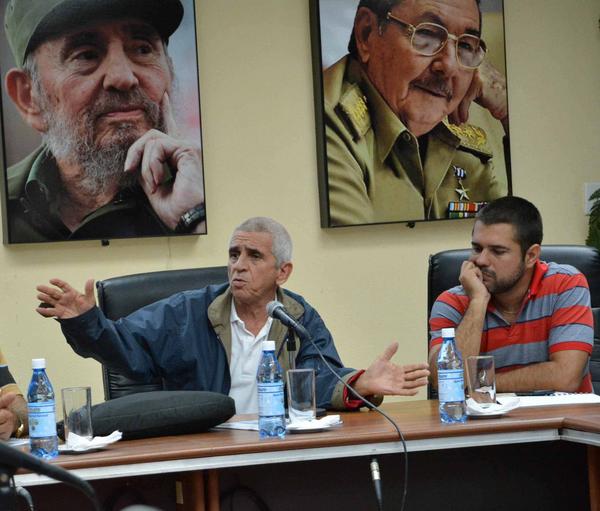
[61,430,122,451]
[287,414,342,430]
[214,415,343,432]
[213,420,259,431]
[511,392,600,408]
[466,396,520,416]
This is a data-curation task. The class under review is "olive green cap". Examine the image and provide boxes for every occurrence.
[4,0,184,66]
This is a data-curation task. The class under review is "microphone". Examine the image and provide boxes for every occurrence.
[266,301,310,340]
[370,457,383,511]
[0,442,101,511]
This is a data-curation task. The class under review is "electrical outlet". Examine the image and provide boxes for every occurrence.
[584,182,600,215]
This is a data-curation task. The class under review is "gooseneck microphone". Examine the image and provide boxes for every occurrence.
[266,299,407,511]
[266,301,310,340]
[0,442,102,511]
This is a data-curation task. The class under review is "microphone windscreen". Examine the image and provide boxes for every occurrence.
[266,300,283,317]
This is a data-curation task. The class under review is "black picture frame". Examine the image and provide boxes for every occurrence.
[0,0,205,244]
[310,0,511,228]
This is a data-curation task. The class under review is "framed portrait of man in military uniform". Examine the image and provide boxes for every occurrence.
[310,0,511,228]
[0,0,206,244]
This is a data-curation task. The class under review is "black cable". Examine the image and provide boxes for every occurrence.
[0,443,102,511]
[15,484,34,511]
[297,335,410,511]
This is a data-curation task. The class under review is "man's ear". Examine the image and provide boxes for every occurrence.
[524,244,541,269]
[5,68,46,132]
[354,7,379,65]
[276,262,293,287]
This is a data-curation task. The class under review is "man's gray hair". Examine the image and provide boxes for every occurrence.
[231,217,293,267]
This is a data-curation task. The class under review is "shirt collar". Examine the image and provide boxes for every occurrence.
[346,58,409,163]
[230,298,276,331]
[528,259,549,298]
[23,148,63,209]
[346,58,461,163]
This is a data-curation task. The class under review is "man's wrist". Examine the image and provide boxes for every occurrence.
[174,204,205,233]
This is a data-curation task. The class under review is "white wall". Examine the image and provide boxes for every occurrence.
[1,0,599,407]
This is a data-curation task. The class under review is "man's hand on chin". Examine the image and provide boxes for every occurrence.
[124,92,205,232]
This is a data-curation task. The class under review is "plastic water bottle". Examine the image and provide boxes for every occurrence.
[257,340,286,439]
[437,328,467,424]
[27,358,58,459]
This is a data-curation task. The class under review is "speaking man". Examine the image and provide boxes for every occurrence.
[325,0,508,225]
[0,349,28,440]
[429,197,594,392]
[36,217,429,412]
[3,0,205,242]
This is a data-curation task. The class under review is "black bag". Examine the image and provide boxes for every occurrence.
[58,390,235,440]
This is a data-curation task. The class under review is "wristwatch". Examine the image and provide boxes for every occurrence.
[175,204,206,233]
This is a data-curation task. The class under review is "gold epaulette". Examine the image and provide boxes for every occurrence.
[336,84,371,141]
[445,121,492,156]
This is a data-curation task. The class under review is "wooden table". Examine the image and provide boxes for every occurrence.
[14,400,600,510]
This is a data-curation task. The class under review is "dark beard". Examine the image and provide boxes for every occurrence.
[39,88,164,196]
[481,261,526,294]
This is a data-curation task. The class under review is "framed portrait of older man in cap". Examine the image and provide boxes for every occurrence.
[0,0,205,244]
[310,0,511,228]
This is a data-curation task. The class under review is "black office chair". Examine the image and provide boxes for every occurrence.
[96,266,229,400]
[427,245,600,397]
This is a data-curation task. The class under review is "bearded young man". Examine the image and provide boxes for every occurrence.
[3,0,205,242]
[429,196,594,393]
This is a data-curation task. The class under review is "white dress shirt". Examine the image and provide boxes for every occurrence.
[228,302,273,414]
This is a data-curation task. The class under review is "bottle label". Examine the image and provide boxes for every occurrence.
[257,382,285,416]
[438,370,465,402]
[28,401,57,438]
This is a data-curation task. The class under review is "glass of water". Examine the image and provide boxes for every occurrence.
[466,356,496,407]
[286,368,316,424]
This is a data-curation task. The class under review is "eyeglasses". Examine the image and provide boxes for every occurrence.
[385,12,487,69]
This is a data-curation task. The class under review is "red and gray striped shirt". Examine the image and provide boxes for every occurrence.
[429,261,594,393]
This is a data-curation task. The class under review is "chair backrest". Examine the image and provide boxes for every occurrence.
[96,266,229,400]
[427,245,600,396]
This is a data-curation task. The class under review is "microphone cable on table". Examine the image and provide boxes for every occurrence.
[267,300,411,511]
[302,336,409,511]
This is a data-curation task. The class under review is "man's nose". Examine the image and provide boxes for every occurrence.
[430,39,460,77]
[102,47,139,91]
[231,254,248,270]
[472,250,490,267]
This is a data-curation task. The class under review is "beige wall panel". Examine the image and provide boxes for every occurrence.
[0,0,598,408]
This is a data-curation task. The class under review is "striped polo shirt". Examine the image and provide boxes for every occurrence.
[429,260,594,392]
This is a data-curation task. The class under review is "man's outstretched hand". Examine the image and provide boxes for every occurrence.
[352,342,430,397]
[36,278,96,319]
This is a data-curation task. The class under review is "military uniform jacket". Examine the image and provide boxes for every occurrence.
[6,147,171,243]
[323,56,507,226]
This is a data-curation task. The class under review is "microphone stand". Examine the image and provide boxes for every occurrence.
[0,465,17,511]
[286,327,297,370]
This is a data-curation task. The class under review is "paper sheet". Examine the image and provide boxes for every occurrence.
[502,392,600,408]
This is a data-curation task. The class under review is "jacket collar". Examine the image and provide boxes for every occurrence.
[207,286,305,371]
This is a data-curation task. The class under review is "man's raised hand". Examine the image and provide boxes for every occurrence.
[36,278,96,319]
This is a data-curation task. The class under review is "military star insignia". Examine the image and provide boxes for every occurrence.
[455,183,470,201]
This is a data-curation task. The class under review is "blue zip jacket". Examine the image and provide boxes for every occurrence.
[59,283,361,410]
